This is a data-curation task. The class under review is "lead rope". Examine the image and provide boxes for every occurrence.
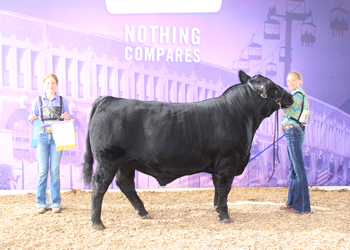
[267,103,282,183]
[245,81,285,183]
[267,111,278,183]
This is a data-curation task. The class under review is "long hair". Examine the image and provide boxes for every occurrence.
[43,73,59,83]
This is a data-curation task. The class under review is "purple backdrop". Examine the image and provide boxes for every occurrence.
[0,0,349,190]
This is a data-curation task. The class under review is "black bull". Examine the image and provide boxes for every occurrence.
[83,71,294,229]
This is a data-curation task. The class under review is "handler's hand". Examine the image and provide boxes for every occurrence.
[61,112,71,120]
[28,114,37,122]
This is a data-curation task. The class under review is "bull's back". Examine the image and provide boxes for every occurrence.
[89,97,237,168]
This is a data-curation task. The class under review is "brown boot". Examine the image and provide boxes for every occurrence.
[279,205,292,210]
[285,208,301,214]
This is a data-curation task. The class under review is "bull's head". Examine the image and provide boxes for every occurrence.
[239,70,293,109]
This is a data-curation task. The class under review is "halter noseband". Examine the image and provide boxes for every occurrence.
[246,80,285,109]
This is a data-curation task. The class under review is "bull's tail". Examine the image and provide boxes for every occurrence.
[82,96,109,185]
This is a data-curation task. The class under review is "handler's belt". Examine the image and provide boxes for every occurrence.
[45,127,53,133]
[282,124,299,131]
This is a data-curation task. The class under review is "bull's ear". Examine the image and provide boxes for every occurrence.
[239,70,251,84]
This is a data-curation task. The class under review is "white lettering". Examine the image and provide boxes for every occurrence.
[185,49,192,62]
[193,49,200,62]
[172,27,176,44]
[175,49,183,62]
[125,25,200,46]
[124,25,201,63]
[135,47,143,61]
[157,48,165,61]
[191,28,200,45]
[166,49,174,62]
[138,26,147,43]
[149,26,158,43]
[179,27,189,44]
[125,25,134,42]
[145,47,155,61]
[125,47,133,60]
[160,26,169,44]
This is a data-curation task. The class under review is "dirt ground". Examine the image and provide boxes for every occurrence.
[0,187,349,250]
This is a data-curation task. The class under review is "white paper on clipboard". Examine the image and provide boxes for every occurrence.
[51,120,76,151]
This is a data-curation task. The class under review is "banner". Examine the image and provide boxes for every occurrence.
[30,119,41,148]
[0,0,349,190]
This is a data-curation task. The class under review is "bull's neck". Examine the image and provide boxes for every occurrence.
[221,84,277,132]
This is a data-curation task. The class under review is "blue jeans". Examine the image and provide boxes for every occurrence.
[36,132,63,209]
[284,126,311,213]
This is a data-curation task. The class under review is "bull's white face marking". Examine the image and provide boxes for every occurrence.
[286,73,302,91]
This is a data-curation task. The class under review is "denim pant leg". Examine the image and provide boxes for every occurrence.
[36,132,50,208]
[284,127,311,213]
[49,135,63,208]
[286,147,296,207]
[36,132,63,208]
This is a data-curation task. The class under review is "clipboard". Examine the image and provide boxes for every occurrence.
[51,119,76,151]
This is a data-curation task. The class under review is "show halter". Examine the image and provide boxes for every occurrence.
[246,80,285,109]
[246,80,287,183]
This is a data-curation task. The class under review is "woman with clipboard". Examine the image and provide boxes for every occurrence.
[28,73,70,214]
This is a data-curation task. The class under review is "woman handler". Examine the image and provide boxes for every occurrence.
[28,73,70,214]
[280,71,311,214]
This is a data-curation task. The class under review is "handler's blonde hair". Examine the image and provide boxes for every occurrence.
[287,71,310,118]
[287,71,303,85]
[43,73,59,84]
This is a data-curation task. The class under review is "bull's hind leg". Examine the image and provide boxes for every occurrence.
[91,165,117,230]
[116,167,151,219]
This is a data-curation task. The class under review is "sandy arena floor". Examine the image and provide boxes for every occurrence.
[0,187,349,250]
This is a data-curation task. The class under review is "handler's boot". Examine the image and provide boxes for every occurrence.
[52,207,61,213]
[37,208,46,214]
[279,205,292,210]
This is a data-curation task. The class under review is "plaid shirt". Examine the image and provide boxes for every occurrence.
[282,87,310,126]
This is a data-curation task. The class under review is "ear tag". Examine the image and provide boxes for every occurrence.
[261,85,264,88]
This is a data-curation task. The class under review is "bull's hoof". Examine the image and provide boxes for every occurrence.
[141,214,152,219]
[220,218,232,224]
[92,223,106,230]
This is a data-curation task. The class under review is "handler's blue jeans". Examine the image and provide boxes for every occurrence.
[36,132,63,209]
[284,126,311,213]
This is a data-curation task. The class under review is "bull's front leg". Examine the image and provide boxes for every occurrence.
[214,173,234,223]
[91,167,116,230]
[213,160,236,224]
